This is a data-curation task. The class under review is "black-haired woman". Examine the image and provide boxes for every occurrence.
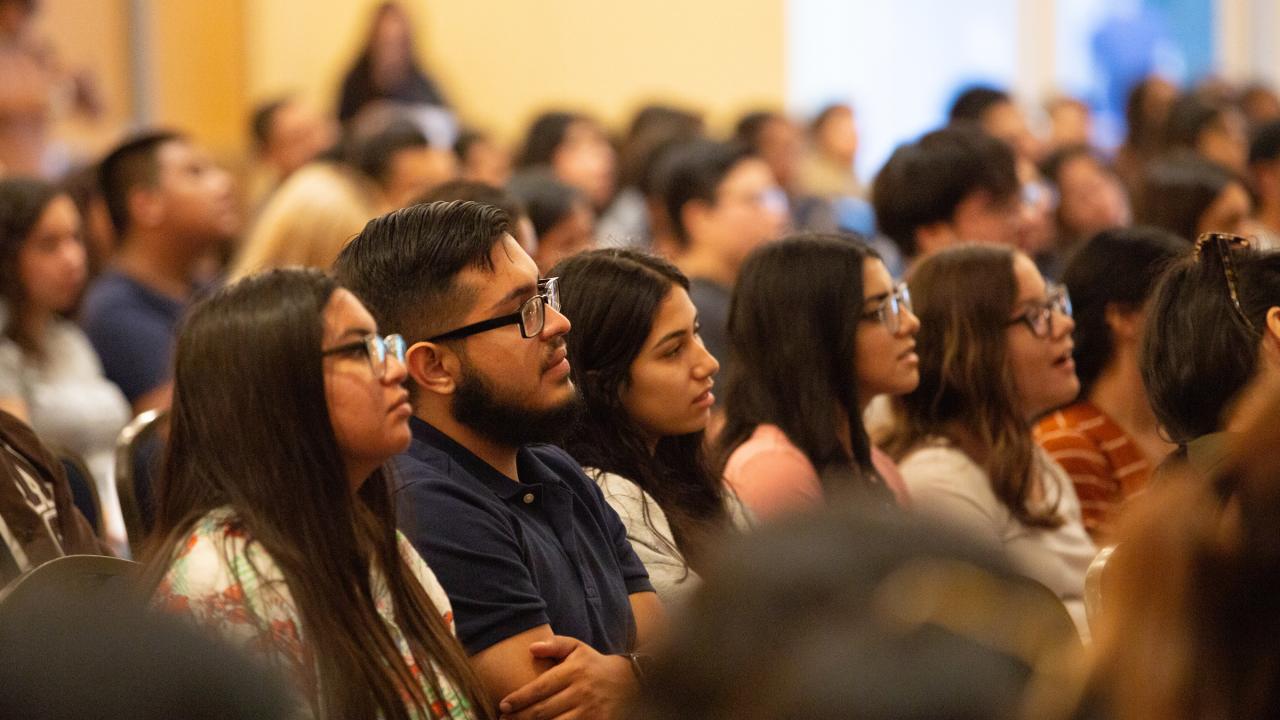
[146,269,492,720]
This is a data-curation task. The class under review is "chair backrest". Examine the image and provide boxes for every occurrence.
[114,409,167,556]
[55,447,103,537]
[1084,544,1116,631]
[0,554,141,616]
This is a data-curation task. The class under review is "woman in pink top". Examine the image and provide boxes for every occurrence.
[718,234,920,519]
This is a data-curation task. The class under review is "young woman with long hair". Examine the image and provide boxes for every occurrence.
[143,269,492,720]
[718,233,918,520]
[553,248,743,604]
[0,177,131,553]
[885,244,1096,635]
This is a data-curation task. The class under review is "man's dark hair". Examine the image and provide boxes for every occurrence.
[948,85,1011,125]
[656,139,755,246]
[871,126,1019,257]
[250,97,289,153]
[343,117,428,188]
[333,200,510,347]
[1135,151,1240,243]
[732,110,779,151]
[416,179,526,227]
[452,129,487,163]
[515,111,584,169]
[1249,119,1280,165]
[507,170,584,237]
[97,130,184,237]
[1164,92,1232,152]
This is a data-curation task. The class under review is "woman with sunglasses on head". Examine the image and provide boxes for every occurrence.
[1142,233,1280,480]
[144,269,492,720]
[885,244,1096,636]
[718,234,919,521]
[552,249,748,605]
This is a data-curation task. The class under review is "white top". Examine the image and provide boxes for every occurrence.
[897,439,1097,639]
[587,468,753,607]
[0,313,131,555]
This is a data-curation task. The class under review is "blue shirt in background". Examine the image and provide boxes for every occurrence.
[393,416,653,656]
[80,271,187,404]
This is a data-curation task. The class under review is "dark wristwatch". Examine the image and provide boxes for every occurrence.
[623,652,654,687]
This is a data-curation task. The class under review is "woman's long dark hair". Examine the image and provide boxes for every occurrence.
[717,234,890,502]
[141,269,492,720]
[554,249,728,571]
[884,245,1061,528]
[0,177,65,357]
[337,2,447,122]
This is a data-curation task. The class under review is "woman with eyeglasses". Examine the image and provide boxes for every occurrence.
[143,269,493,720]
[552,249,748,605]
[1033,227,1185,543]
[718,234,918,521]
[1142,233,1280,480]
[884,244,1096,636]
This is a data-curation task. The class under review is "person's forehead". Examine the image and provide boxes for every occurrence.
[459,235,538,310]
[1012,253,1045,300]
[324,288,375,339]
[719,158,772,192]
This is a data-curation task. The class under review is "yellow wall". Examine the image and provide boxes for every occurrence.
[247,0,786,144]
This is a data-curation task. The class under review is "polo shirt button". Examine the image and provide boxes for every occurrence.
[523,492,535,504]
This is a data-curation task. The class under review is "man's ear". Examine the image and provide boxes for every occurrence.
[406,341,460,397]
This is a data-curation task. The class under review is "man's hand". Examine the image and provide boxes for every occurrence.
[497,636,637,720]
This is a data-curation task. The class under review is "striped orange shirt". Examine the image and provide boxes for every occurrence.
[1034,402,1151,543]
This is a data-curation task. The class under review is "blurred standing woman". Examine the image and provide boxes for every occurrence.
[337,1,450,123]
[886,244,1096,635]
[719,234,918,520]
[145,269,492,720]
[554,249,746,605]
[0,177,130,553]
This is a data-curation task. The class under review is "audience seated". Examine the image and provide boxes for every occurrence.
[1044,95,1093,152]
[0,409,105,585]
[1114,76,1178,198]
[515,111,617,213]
[659,139,787,383]
[949,84,1041,164]
[1136,151,1251,242]
[1036,144,1130,278]
[798,102,862,200]
[343,111,456,211]
[885,244,1096,635]
[416,178,536,256]
[506,169,596,274]
[0,177,131,553]
[336,1,451,123]
[453,129,512,188]
[552,248,747,605]
[735,109,833,231]
[228,162,377,280]
[334,201,662,718]
[80,130,240,415]
[1034,227,1184,542]
[144,268,491,719]
[1246,119,1280,248]
[247,96,338,206]
[872,126,1021,264]
[719,234,915,520]
[1142,233,1280,479]
[632,505,1086,720]
[1163,91,1248,174]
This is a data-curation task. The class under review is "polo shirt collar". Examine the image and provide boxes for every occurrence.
[408,416,552,500]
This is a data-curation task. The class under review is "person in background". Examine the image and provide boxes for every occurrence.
[0,177,131,554]
[515,111,616,213]
[506,169,595,274]
[659,138,787,383]
[1044,95,1093,152]
[1136,151,1251,242]
[798,102,862,200]
[1245,119,1280,249]
[336,1,449,123]
[334,201,662,720]
[735,109,833,231]
[1034,227,1184,543]
[1163,92,1249,174]
[145,268,492,720]
[1114,76,1178,198]
[247,96,337,207]
[343,112,456,212]
[720,235,917,520]
[80,130,240,415]
[553,249,747,605]
[453,129,511,188]
[872,126,1022,265]
[228,162,378,280]
[885,244,1096,636]
[1036,144,1131,278]
[415,178,536,258]
[1142,233,1280,479]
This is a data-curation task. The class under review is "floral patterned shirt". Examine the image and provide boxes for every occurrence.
[155,509,476,719]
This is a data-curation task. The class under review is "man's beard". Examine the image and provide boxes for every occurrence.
[452,363,584,448]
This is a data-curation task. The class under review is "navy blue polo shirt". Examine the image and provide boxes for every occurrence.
[392,417,654,656]
[80,270,189,403]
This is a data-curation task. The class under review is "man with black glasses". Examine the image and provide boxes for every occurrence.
[334,200,661,720]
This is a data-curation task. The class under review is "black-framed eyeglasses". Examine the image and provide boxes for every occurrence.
[321,333,406,379]
[1008,282,1072,339]
[1195,232,1257,333]
[861,282,913,334]
[427,277,561,343]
